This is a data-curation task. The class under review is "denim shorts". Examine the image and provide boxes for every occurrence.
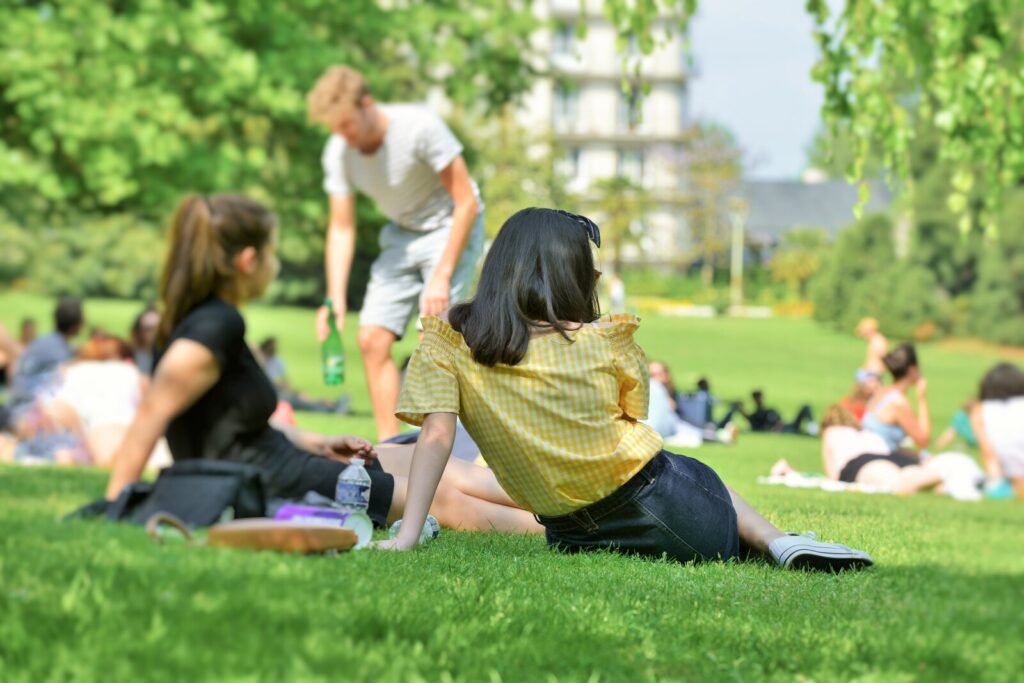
[538,451,740,564]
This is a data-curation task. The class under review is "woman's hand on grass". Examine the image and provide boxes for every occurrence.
[372,538,416,551]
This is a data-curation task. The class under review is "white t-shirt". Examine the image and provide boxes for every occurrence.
[982,398,1024,477]
[55,361,142,431]
[321,104,481,232]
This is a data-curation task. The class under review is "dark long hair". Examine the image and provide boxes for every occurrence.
[979,362,1024,401]
[449,207,601,366]
[883,343,919,380]
[157,193,276,347]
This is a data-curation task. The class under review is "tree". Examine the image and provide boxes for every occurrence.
[589,176,651,274]
[597,1,1024,235]
[769,228,830,299]
[0,0,538,301]
[471,108,573,239]
[806,1,1024,235]
[678,123,742,286]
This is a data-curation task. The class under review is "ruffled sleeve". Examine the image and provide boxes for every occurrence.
[395,317,462,426]
[604,315,649,420]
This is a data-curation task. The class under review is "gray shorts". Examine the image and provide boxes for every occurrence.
[360,215,484,339]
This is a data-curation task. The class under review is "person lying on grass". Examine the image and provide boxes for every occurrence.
[103,193,541,535]
[771,404,944,495]
[376,207,873,571]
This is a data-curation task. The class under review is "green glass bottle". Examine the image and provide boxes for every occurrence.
[322,297,345,386]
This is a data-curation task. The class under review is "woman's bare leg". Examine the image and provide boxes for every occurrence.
[385,473,543,534]
[1012,477,1024,497]
[86,424,129,467]
[376,443,520,507]
[727,487,785,554]
[0,434,16,462]
[894,465,944,496]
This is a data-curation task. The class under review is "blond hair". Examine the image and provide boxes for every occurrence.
[307,65,370,125]
[821,404,860,430]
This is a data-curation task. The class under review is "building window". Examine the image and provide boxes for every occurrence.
[555,147,581,183]
[617,149,644,185]
[618,87,642,131]
[553,85,579,133]
[552,22,575,57]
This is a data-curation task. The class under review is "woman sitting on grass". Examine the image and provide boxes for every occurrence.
[771,404,944,495]
[970,363,1024,499]
[861,344,931,453]
[104,193,541,535]
[376,207,872,571]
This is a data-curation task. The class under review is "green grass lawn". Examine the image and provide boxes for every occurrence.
[1,291,1022,681]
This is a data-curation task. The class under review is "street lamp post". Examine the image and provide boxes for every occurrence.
[728,197,748,312]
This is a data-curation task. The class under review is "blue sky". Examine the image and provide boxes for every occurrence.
[688,1,829,179]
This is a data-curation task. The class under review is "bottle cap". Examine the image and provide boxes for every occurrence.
[350,457,364,466]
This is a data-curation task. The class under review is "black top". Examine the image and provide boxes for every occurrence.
[154,297,396,524]
[157,298,300,485]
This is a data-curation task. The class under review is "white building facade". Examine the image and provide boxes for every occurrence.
[519,0,693,263]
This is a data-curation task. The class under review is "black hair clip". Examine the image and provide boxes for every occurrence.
[555,209,601,248]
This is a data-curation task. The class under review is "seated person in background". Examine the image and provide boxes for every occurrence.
[862,343,930,453]
[838,368,882,423]
[0,322,23,431]
[7,297,84,427]
[129,307,160,375]
[647,362,734,445]
[20,318,37,347]
[970,363,1024,498]
[721,390,816,435]
[856,316,888,376]
[105,193,541,536]
[257,336,347,414]
[772,404,944,495]
[934,398,978,452]
[40,335,166,468]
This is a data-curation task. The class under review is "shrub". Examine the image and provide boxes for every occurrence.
[810,213,896,329]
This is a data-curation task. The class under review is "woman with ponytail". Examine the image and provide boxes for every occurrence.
[104,194,540,534]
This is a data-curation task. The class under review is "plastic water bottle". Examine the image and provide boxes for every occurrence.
[388,514,440,545]
[335,457,371,513]
[322,297,345,386]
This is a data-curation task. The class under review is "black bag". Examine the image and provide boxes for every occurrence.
[68,459,267,528]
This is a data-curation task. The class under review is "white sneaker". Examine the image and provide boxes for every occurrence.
[769,532,873,572]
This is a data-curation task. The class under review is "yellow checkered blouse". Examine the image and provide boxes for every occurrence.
[396,314,664,516]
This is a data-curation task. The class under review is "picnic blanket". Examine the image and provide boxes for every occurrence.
[758,452,985,501]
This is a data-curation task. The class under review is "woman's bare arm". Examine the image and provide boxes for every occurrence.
[104,340,220,499]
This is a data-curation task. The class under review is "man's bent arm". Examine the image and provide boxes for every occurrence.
[325,194,357,318]
[434,155,479,281]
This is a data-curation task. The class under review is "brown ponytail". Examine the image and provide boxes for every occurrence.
[156,193,277,346]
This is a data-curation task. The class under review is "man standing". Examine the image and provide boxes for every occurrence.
[307,66,483,440]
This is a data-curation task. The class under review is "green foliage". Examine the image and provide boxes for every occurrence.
[769,228,830,298]
[590,175,651,273]
[679,122,743,285]
[0,0,537,304]
[810,213,895,330]
[967,190,1024,344]
[471,109,572,239]
[811,213,951,339]
[807,1,1024,236]
[908,160,984,298]
[848,262,950,340]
